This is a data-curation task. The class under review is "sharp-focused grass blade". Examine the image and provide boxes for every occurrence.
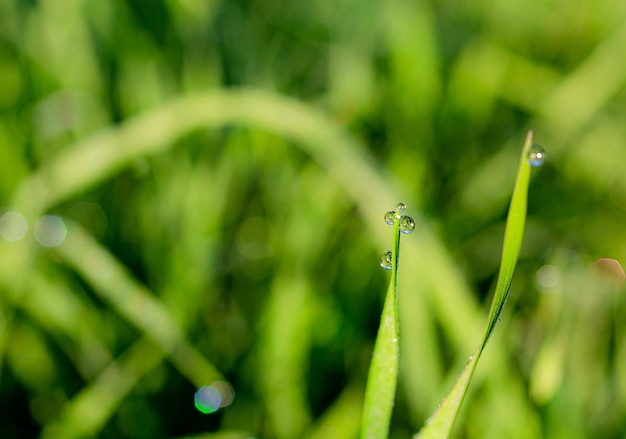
[416,130,537,439]
[360,212,402,439]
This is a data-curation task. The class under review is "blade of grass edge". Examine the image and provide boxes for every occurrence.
[415,130,536,439]
[360,217,401,439]
[480,130,534,349]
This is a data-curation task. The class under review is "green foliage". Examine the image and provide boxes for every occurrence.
[361,206,403,439]
[0,1,626,439]
[417,131,536,438]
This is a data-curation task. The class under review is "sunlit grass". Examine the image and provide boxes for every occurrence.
[0,1,626,438]
[416,130,539,438]
[360,203,406,439]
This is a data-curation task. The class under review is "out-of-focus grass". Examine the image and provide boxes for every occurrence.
[0,1,625,438]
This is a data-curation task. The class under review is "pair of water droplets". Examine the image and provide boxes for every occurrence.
[379,203,415,270]
[378,144,545,270]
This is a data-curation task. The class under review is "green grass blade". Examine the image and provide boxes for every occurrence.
[361,209,402,439]
[414,347,481,439]
[416,130,538,439]
[480,130,535,348]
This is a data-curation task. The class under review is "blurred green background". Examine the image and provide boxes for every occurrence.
[1,0,626,438]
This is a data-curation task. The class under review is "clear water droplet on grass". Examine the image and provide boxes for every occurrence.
[380,250,393,270]
[528,144,546,167]
[395,202,406,214]
[384,211,396,225]
[399,215,415,234]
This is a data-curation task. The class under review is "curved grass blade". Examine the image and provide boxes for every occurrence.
[416,130,538,439]
[360,208,402,439]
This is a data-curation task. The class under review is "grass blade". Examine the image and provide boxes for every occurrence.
[416,130,538,438]
[360,207,403,439]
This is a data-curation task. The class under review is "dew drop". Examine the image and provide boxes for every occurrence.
[528,144,546,167]
[379,250,393,270]
[384,211,396,225]
[392,337,398,343]
[395,202,406,214]
[399,215,415,234]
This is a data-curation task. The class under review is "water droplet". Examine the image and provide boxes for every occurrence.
[379,250,393,270]
[392,337,398,343]
[528,144,545,167]
[384,211,396,225]
[395,202,406,214]
[399,215,415,234]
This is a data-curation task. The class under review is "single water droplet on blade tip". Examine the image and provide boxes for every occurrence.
[395,202,406,213]
[528,144,545,167]
[384,211,395,225]
[380,250,393,270]
[399,215,415,234]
